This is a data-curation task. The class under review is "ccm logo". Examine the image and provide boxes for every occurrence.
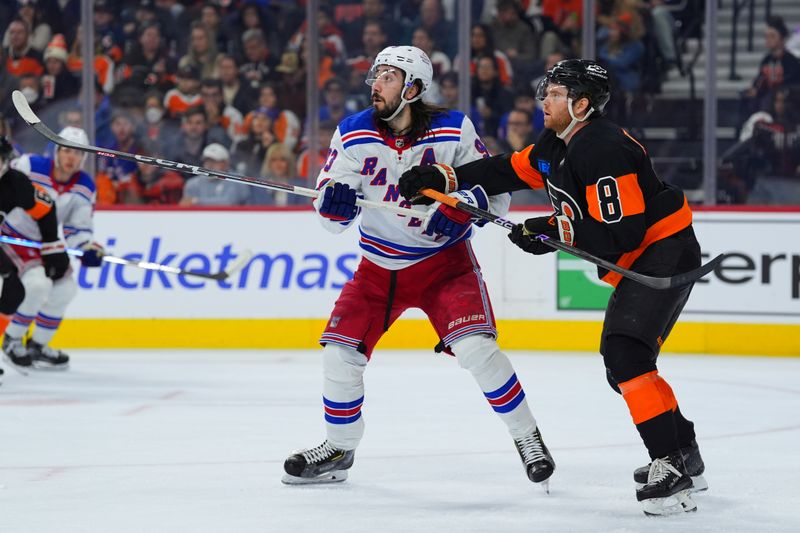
[448,314,485,330]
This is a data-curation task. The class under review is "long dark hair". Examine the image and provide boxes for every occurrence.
[374,80,449,143]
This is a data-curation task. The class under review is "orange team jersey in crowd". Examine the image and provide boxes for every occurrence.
[67,54,115,93]
[163,89,203,118]
[5,55,43,77]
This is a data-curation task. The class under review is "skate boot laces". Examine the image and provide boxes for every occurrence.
[302,440,339,465]
[515,431,547,464]
[647,456,682,484]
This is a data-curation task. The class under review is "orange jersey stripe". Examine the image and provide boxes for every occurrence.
[587,173,645,222]
[510,145,544,189]
[25,186,54,220]
[622,128,647,154]
[618,371,677,425]
[601,195,693,287]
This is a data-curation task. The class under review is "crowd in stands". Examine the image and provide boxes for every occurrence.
[0,0,797,206]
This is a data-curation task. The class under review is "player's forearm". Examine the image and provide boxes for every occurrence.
[456,153,530,195]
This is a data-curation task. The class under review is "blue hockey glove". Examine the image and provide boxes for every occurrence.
[79,241,105,267]
[422,185,489,237]
[318,181,359,222]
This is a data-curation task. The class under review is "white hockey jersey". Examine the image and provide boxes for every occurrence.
[3,154,96,249]
[315,108,509,270]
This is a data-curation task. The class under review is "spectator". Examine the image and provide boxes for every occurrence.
[492,0,558,69]
[412,0,456,58]
[273,51,307,124]
[137,158,185,205]
[341,0,391,54]
[200,78,245,147]
[217,53,256,114]
[17,72,44,113]
[96,111,144,206]
[239,28,279,91]
[456,23,514,88]
[287,5,347,66]
[319,77,355,124]
[233,107,275,175]
[229,2,280,60]
[178,20,223,80]
[411,25,451,78]
[249,142,303,206]
[41,33,79,105]
[65,26,116,96]
[117,21,175,94]
[163,64,203,119]
[3,19,44,77]
[142,90,173,145]
[597,14,645,121]
[296,121,336,181]
[471,55,514,137]
[181,143,249,206]
[498,83,545,139]
[497,108,536,152]
[199,2,233,56]
[0,47,19,118]
[540,0,583,55]
[2,0,51,52]
[347,19,389,78]
[164,106,229,168]
[744,16,800,110]
[91,0,124,63]
[726,88,800,202]
[246,82,301,151]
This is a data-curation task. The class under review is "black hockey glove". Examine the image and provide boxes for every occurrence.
[508,215,574,256]
[398,163,459,205]
[41,240,70,279]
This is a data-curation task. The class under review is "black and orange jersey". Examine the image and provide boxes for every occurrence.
[455,117,693,286]
[0,168,60,243]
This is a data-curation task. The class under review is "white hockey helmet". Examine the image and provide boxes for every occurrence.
[56,126,89,168]
[366,46,433,121]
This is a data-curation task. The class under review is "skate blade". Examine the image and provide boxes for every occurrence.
[281,470,349,485]
[539,479,550,495]
[636,475,708,494]
[30,362,70,371]
[2,356,30,376]
[642,489,697,516]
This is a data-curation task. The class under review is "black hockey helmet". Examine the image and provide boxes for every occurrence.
[536,59,611,114]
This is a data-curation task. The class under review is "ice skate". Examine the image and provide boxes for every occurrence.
[282,440,355,485]
[634,440,707,493]
[514,428,555,493]
[636,453,697,516]
[2,335,31,375]
[26,340,69,370]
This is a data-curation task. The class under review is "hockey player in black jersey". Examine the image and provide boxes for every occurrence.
[0,136,69,379]
[399,59,706,515]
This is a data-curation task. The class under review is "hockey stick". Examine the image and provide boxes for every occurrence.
[0,235,252,281]
[420,188,724,290]
[11,91,413,218]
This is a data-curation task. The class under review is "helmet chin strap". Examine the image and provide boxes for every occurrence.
[557,97,595,140]
[380,85,422,123]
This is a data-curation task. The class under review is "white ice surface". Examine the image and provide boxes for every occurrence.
[1,350,799,533]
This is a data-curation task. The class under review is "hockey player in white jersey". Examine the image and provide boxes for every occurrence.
[1,127,104,369]
[283,46,555,487]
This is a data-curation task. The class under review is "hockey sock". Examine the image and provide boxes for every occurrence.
[452,335,537,439]
[322,344,367,451]
[619,370,684,459]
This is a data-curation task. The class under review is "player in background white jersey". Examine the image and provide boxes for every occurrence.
[1,127,105,369]
[282,46,555,488]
